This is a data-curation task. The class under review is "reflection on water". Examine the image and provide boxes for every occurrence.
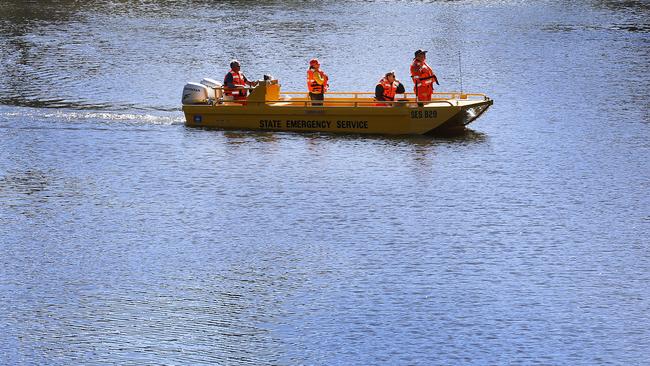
[0,168,88,222]
[0,169,50,195]
[595,0,650,12]
[222,130,281,144]
[543,23,650,33]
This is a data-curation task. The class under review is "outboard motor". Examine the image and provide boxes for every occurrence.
[182,82,209,104]
[200,78,223,101]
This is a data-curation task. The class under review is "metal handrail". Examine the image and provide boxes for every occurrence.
[281,91,489,99]
[218,99,468,108]
[221,100,405,107]
[211,86,489,107]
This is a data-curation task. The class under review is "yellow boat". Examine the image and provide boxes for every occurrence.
[182,80,493,135]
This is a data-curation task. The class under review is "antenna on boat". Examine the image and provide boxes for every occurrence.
[458,50,463,95]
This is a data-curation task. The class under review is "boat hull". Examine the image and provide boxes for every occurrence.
[183,99,492,135]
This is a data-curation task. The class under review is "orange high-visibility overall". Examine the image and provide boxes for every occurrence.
[410,59,437,102]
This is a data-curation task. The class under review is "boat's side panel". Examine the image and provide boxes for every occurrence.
[183,104,463,135]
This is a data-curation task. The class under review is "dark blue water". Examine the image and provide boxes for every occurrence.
[1,1,649,365]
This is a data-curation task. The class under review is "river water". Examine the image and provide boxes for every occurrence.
[1,1,649,365]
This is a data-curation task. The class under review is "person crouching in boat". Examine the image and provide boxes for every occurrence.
[223,59,257,104]
[307,58,329,106]
[410,49,439,103]
[375,71,405,106]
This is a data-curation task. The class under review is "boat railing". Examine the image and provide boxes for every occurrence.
[263,99,418,107]
[212,86,489,107]
[224,99,458,108]
[281,91,490,101]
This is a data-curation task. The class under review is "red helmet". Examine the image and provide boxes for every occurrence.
[309,58,320,66]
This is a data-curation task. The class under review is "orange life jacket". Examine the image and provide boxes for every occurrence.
[377,77,398,101]
[410,59,437,91]
[307,68,328,94]
[224,70,247,98]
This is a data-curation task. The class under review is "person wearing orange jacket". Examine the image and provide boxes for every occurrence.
[410,49,439,102]
[375,71,405,106]
[306,58,329,106]
[223,59,257,102]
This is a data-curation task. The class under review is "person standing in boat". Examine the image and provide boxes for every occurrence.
[307,58,329,106]
[223,59,257,102]
[410,49,439,102]
[375,71,405,106]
